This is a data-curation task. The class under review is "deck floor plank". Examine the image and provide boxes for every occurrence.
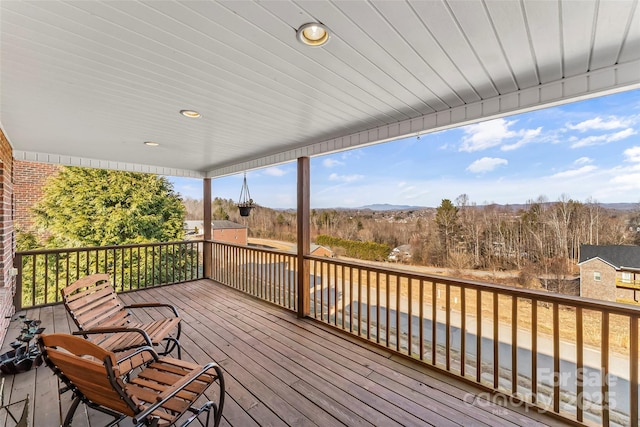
[146,286,327,427]
[164,284,391,427]
[183,283,502,426]
[174,285,451,426]
[2,279,570,427]
[199,282,561,427]
[32,306,60,427]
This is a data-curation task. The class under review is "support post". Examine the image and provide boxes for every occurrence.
[203,178,212,278]
[297,157,310,318]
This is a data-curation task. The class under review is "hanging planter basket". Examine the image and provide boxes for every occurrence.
[238,204,253,217]
[236,172,254,217]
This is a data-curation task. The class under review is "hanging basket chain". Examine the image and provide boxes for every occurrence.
[237,172,253,208]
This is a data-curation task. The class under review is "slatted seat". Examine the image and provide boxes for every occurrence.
[62,274,182,358]
[38,333,224,427]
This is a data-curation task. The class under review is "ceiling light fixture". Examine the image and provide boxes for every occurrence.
[180,109,201,118]
[296,22,330,47]
[144,141,160,147]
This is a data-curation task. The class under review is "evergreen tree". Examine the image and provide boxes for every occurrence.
[32,167,185,247]
[435,199,459,260]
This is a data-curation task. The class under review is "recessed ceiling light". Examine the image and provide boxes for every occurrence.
[180,109,201,118]
[144,141,160,147]
[296,23,330,47]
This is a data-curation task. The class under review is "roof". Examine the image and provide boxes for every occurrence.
[311,244,332,254]
[579,245,640,269]
[184,220,247,230]
[211,220,247,230]
[2,1,638,177]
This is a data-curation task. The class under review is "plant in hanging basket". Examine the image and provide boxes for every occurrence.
[237,199,254,217]
[237,172,255,217]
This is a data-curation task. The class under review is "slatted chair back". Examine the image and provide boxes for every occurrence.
[61,274,182,357]
[61,273,129,330]
[38,333,137,418]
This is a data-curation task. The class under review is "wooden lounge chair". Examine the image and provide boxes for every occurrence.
[38,333,224,427]
[61,273,182,358]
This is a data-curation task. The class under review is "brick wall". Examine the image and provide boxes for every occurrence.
[14,160,60,232]
[213,228,248,246]
[580,258,617,301]
[0,128,14,345]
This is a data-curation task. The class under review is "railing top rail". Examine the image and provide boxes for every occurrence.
[207,239,296,256]
[304,253,640,318]
[16,240,205,256]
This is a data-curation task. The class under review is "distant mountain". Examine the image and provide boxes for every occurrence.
[600,203,638,211]
[358,203,425,211]
[488,202,638,212]
[354,202,638,212]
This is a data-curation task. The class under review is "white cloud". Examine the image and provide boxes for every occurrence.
[566,116,631,132]
[570,128,636,148]
[574,157,593,165]
[323,158,344,168]
[466,157,508,173]
[550,165,597,178]
[501,127,542,151]
[328,173,364,183]
[624,146,640,163]
[460,119,541,152]
[611,173,640,189]
[399,184,417,194]
[263,167,287,177]
[460,119,516,152]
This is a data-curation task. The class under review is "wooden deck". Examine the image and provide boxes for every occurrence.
[1,279,569,426]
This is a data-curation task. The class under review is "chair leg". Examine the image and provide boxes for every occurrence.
[179,401,214,427]
[63,395,82,427]
[213,365,225,427]
[161,337,181,359]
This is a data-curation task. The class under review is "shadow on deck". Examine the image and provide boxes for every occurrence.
[1,279,568,426]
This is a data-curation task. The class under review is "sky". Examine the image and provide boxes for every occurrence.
[169,89,640,209]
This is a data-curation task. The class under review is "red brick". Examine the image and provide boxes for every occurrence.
[0,128,14,345]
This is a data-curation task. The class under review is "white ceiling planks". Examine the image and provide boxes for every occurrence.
[1,0,638,177]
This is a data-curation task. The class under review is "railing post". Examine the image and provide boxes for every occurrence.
[13,253,22,311]
[297,157,310,318]
[203,177,212,278]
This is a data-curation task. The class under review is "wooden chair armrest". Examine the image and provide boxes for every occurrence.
[73,327,154,347]
[115,345,159,365]
[124,302,180,317]
[133,362,222,423]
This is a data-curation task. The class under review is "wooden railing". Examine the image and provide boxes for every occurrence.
[616,278,640,291]
[14,240,203,310]
[208,241,639,427]
[16,240,640,425]
[209,241,297,311]
[307,256,640,427]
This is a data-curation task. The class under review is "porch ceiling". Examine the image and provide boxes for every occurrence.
[1,0,639,178]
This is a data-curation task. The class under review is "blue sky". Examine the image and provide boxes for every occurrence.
[170,89,640,209]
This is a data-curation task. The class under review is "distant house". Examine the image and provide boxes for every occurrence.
[184,220,204,237]
[311,244,333,257]
[578,244,640,303]
[183,220,248,245]
[388,244,412,262]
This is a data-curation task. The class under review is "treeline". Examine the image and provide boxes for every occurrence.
[183,194,640,283]
[315,235,390,261]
